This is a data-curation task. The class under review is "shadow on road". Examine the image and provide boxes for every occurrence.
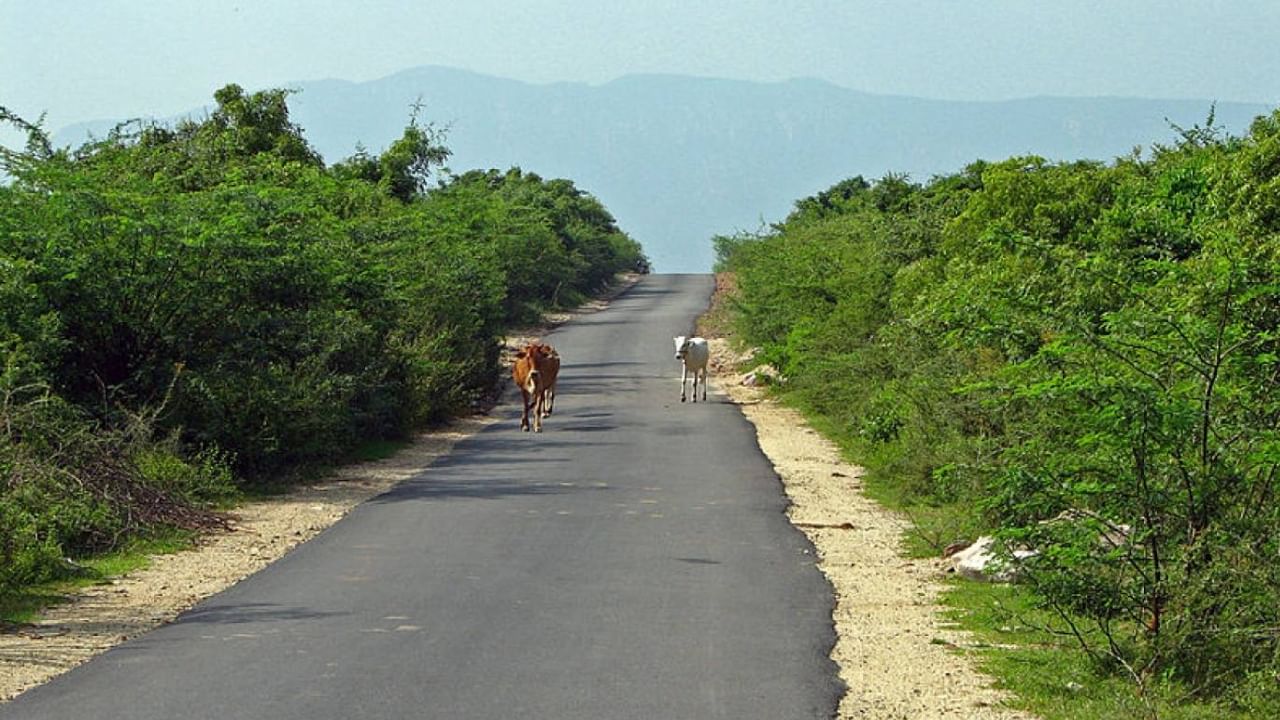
[561,360,648,370]
[554,423,618,433]
[176,603,347,626]
[614,285,673,298]
[373,478,586,502]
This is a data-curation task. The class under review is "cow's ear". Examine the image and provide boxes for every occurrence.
[515,350,527,358]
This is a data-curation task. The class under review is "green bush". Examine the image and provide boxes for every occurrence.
[718,112,1280,708]
[133,444,237,508]
[1,355,245,588]
[0,84,647,593]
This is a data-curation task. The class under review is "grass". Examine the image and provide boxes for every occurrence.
[1,529,196,626]
[347,438,412,463]
[938,580,1261,720]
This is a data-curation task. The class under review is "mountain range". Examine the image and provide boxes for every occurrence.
[56,67,1274,272]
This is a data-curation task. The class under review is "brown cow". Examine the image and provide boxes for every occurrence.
[534,343,560,417]
[512,343,557,432]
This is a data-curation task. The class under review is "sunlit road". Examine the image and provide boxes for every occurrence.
[2,274,842,720]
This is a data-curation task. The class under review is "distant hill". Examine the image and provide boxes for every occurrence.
[56,67,1273,272]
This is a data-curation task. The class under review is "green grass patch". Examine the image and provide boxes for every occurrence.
[238,438,412,501]
[939,579,1264,719]
[347,438,412,463]
[239,477,303,500]
[0,529,197,626]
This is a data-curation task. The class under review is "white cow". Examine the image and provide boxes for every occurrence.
[673,335,709,402]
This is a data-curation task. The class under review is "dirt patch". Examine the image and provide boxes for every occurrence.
[0,274,640,703]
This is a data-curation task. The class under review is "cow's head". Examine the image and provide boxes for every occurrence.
[674,335,689,360]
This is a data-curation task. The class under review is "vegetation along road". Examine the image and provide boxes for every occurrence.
[1,274,846,720]
[7,82,1279,719]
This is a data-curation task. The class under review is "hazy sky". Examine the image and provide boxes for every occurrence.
[3,0,1280,134]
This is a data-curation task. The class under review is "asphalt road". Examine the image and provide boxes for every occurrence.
[3,274,842,719]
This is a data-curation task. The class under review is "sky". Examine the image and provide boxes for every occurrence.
[3,0,1280,138]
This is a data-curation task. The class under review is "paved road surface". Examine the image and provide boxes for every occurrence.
[3,274,842,719]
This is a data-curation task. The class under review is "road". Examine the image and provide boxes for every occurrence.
[2,274,842,719]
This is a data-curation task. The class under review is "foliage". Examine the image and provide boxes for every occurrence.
[0,84,646,594]
[0,373,229,593]
[717,112,1280,710]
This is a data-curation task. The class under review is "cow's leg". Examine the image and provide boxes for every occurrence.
[700,368,708,401]
[541,386,555,417]
[532,387,544,432]
[680,362,688,402]
[519,389,531,431]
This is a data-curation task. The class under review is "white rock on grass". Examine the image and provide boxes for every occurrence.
[948,537,1037,583]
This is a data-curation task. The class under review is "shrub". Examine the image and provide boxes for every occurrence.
[717,113,1280,705]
